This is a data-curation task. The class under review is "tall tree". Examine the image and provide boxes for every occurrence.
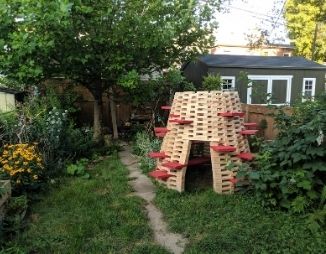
[0,0,220,141]
[284,0,326,61]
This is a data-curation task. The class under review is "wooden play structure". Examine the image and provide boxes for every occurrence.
[148,91,258,194]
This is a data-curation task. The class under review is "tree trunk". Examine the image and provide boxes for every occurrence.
[109,86,119,139]
[93,98,102,142]
[89,84,103,143]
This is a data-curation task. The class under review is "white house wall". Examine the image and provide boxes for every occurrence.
[0,92,15,112]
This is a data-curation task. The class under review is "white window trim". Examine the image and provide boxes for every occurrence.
[221,76,235,91]
[302,78,316,101]
[247,75,293,105]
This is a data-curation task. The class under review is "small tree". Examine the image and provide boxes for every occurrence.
[202,73,222,91]
[285,0,326,61]
[0,0,221,141]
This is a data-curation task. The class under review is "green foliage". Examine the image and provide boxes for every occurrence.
[132,131,161,174]
[201,73,222,91]
[0,88,94,177]
[66,159,90,179]
[123,68,195,106]
[285,0,326,61]
[155,188,326,253]
[0,0,220,138]
[0,0,219,95]
[118,70,140,90]
[0,77,24,91]
[1,195,28,242]
[239,93,326,214]
[120,68,195,132]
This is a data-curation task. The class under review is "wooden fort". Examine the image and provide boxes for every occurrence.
[148,91,257,194]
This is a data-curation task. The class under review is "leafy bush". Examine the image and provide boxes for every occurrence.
[1,195,28,242]
[66,158,90,179]
[0,87,95,177]
[201,73,222,91]
[239,93,326,214]
[133,131,161,173]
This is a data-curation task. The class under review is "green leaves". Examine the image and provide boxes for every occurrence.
[285,0,326,61]
[117,70,140,90]
[201,73,222,91]
[241,93,326,214]
[66,158,90,178]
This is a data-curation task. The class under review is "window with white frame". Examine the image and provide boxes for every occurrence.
[221,76,235,91]
[247,75,292,105]
[302,78,316,100]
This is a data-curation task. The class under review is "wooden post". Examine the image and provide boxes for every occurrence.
[109,86,118,139]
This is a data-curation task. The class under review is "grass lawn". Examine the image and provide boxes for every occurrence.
[2,154,168,254]
[155,187,326,254]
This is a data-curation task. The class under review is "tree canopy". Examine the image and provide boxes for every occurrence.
[0,0,220,85]
[285,0,326,61]
[0,0,221,139]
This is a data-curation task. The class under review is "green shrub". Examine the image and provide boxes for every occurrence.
[239,93,326,214]
[0,87,95,178]
[1,195,28,242]
[201,73,222,91]
[132,131,161,173]
[66,158,90,179]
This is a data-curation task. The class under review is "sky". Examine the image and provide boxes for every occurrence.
[215,0,289,45]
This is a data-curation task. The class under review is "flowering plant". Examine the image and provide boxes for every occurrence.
[0,143,44,190]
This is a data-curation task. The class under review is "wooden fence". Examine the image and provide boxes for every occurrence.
[74,99,291,140]
[241,104,292,140]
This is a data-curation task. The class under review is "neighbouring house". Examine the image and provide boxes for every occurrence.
[211,43,294,57]
[182,54,326,105]
[0,87,19,112]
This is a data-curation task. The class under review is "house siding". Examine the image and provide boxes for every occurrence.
[183,63,326,104]
[0,92,15,112]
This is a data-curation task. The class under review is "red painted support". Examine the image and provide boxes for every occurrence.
[173,119,193,125]
[210,145,236,153]
[154,127,169,133]
[237,153,255,161]
[148,152,168,159]
[243,122,258,128]
[229,177,238,184]
[187,157,211,166]
[149,170,173,181]
[240,130,258,135]
[162,161,185,170]
[161,106,171,110]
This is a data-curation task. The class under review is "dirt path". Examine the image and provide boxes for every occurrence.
[119,144,187,254]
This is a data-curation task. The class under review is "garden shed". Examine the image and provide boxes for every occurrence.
[0,87,18,112]
[182,54,326,105]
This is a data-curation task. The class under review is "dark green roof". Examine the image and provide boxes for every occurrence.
[0,87,20,94]
[198,54,326,70]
